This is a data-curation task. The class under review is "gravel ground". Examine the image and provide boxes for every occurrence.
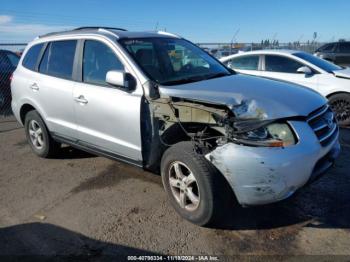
[0,118,349,258]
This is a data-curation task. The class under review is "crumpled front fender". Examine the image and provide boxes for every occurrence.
[205,120,340,205]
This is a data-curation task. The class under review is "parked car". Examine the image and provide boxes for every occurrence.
[220,50,350,126]
[314,41,350,66]
[0,50,19,111]
[212,49,238,59]
[11,27,340,226]
[238,45,262,53]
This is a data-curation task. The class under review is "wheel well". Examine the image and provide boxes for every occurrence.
[326,91,350,99]
[20,104,36,124]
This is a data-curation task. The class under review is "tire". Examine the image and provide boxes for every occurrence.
[328,93,350,127]
[161,141,232,226]
[24,110,61,158]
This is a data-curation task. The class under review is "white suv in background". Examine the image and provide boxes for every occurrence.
[220,50,350,126]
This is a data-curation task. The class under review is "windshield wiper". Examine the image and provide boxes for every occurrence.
[162,76,206,86]
[204,72,231,80]
[161,72,231,86]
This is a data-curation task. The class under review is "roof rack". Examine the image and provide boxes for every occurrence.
[39,26,127,38]
[74,27,127,31]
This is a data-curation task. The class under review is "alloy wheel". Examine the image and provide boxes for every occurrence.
[330,99,350,123]
[28,120,45,150]
[168,161,200,212]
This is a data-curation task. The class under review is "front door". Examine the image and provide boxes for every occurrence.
[73,39,143,161]
[259,55,318,90]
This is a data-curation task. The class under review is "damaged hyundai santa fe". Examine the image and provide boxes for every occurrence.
[11,27,340,226]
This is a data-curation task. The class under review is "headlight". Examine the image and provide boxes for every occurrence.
[233,122,297,147]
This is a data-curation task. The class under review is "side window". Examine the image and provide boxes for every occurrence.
[320,44,334,52]
[6,53,19,67]
[39,40,77,79]
[83,40,124,86]
[339,43,350,53]
[22,43,44,70]
[265,55,303,73]
[227,56,259,70]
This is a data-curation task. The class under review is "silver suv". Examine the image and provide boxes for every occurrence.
[11,27,340,226]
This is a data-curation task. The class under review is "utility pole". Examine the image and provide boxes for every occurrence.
[230,29,240,54]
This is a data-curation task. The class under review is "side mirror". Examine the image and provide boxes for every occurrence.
[106,70,136,90]
[297,66,313,75]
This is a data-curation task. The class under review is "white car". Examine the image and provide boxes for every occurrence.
[220,50,350,126]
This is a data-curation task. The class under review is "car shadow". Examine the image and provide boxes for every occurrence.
[52,129,350,231]
[54,146,96,160]
[214,128,350,230]
[0,222,160,257]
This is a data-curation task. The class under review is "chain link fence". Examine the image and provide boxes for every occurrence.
[0,44,26,121]
[197,42,325,58]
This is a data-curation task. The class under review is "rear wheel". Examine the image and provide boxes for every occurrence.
[161,142,232,226]
[329,93,350,127]
[24,110,61,158]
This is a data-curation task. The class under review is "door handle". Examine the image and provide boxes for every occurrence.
[74,95,88,104]
[30,83,39,91]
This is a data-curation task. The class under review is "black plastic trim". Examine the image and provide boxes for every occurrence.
[51,133,143,168]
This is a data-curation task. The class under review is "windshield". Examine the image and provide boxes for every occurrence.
[119,38,231,85]
[294,52,342,73]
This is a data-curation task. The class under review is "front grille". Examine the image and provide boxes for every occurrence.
[307,104,339,147]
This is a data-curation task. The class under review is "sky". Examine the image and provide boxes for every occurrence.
[0,0,349,43]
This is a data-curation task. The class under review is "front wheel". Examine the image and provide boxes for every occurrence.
[161,142,232,226]
[329,93,350,127]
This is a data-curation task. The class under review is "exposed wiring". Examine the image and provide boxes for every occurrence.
[168,102,194,140]
[157,102,226,148]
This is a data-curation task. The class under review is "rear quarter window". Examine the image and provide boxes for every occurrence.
[22,43,44,71]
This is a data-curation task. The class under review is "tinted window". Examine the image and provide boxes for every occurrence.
[294,52,342,73]
[22,43,44,70]
[319,44,335,52]
[39,40,77,79]
[265,55,303,73]
[227,55,259,70]
[83,40,124,85]
[6,53,19,67]
[339,43,350,53]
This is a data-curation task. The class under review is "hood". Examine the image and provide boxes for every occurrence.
[159,74,326,120]
[333,68,350,79]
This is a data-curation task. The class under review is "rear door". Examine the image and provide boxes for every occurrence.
[35,40,78,138]
[259,54,318,90]
[224,55,261,76]
[73,39,142,161]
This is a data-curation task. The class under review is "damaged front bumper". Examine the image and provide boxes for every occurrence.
[205,120,340,206]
